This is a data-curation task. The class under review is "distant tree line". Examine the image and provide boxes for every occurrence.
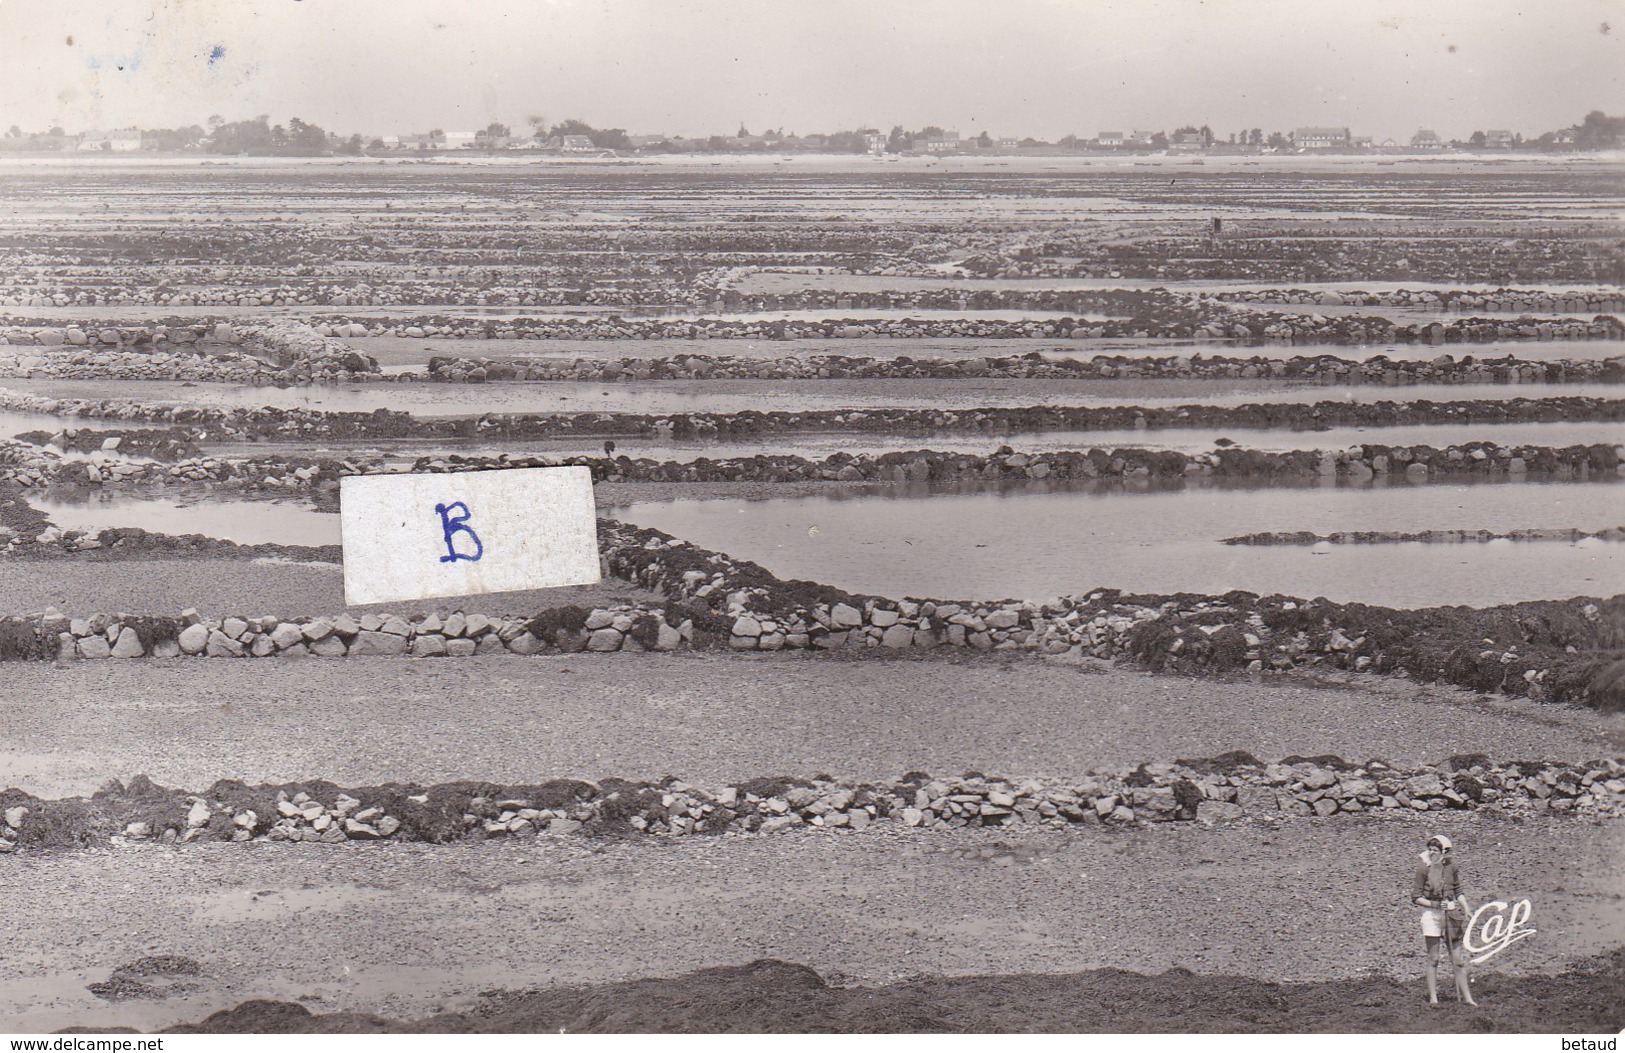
[2,109,1620,155]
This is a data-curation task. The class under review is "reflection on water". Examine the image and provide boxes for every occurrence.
[0,410,126,438]
[618,478,1624,607]
[31,492,339,548]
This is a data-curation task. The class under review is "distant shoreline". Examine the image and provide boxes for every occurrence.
[2,151,1623,170]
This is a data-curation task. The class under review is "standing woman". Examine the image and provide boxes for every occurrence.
[1412,834,1478,1006]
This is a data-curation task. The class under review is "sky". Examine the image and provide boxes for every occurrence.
[0,0,1621,141]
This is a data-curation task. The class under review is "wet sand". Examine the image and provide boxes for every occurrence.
[2,652,1616,798]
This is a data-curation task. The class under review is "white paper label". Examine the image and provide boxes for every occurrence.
[340,466,601,606]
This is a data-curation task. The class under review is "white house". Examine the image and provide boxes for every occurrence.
[441,131,477,149]
[1294,126,1351,149]
[78,129,142,152]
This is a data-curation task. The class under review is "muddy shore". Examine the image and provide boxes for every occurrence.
[8,821,1619,1033]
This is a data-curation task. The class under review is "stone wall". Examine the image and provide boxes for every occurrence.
[4,436,1621,500]
[2,755,1620,852]
[2,386,1620,443]
[0,322,377,382]
[6,518,1616,710]
[1223,527,1625,545]
[1217,288,1625,313]
[3,309,1620,352]
[421,349,1625,385]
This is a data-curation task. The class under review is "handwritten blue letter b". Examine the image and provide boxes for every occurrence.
[435,501,484,563]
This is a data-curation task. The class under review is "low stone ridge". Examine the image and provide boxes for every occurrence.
[0,438,366,493]
[417,349,1625,385]
[406,441,1625,486]
[2,386,1622,443]
[2,756,1620,852]
[1,518,1621,711]
[1222,527,1625,545]
[11,427,203,462]
[1216,288,1625,314]
[0,321,379,383]
[5,438,1623,500]
[0,296,1620,383]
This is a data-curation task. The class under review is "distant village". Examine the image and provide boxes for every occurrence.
[4,111,1621,157]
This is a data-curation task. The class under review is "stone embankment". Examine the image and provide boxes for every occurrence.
[963,234,1624,284]
[421,350,1625,385]
[1223,527,1625,546]
[2,387,1620,442]
[2,756,1621,852]
[0,321,378,382]
[1216,288,1625,313]
[2,519,1620,711]
[411,442,1625,486]
[0,437,365,491]
[7,308,1620,351]
[4,437,1621,496]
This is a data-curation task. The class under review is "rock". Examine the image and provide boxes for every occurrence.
[177,624,209,653]
[505,631,544,655]
[587,628,623,651]
[222,617,249,639]
[110,626,145,659]
[881,624,914,649]
[985,609,1021,629]
[350,630,409,656]
[830,603,863,628]
[410,633,448,657]
[1312,798,1339,817]
[205,630,245,657]
[547,818,581,836]
[376,815,401,837]
[270,623,305,650]
[869,608,900,627]
[310,636,348,657]
[1299,767,1337,790]
[300,618,335,642]
[655,622,682,651]
[5,806,28,829]
[584,609,615,631]
[732,616,763,637]
[186,801,211,828]
[77,635,111,659]
[1405,773,1445,797]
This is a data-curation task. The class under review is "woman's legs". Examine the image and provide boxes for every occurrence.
[1452,946,1478,1005]
[1424,935,1441,1003]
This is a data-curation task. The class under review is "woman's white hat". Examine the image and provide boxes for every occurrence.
[1428,834,1453,850]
